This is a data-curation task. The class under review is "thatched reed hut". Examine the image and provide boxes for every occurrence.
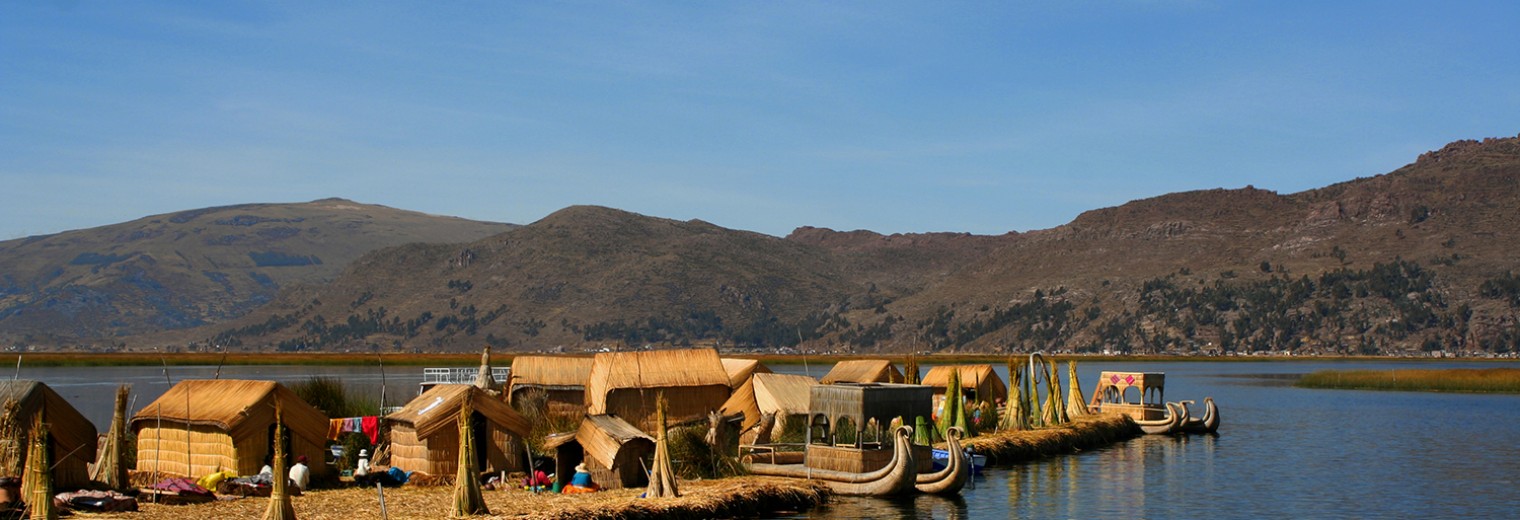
[720,358,772,389]
[543,414,653,490]
[130,379,329,479]
[921,365,1007,403]
[719,373,815,445]
[386,384,531,477]
[0,381,97,489]
[807,383,933,473]
[506,356,594,417]
[819,359,905,384]
[584,348,731,432]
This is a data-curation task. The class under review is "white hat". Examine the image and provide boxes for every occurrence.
[359,449,369,457]
[574,462,588,473]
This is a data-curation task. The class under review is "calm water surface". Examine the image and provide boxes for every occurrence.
[20,359,1520,518]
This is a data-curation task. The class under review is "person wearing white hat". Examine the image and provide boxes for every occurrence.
[564,462,599,494]
[355,449,372,478]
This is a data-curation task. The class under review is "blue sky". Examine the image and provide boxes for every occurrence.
[3,1,1518,239]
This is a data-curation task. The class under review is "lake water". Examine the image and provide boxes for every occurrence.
[20,359,1520,518]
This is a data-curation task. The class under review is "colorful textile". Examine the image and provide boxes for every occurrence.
[328,418,344,440]
[360,415,380,444]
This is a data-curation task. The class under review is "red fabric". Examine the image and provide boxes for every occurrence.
[361,415,379,444]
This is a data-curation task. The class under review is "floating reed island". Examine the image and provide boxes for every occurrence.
[1296,368,1520,394]
[958,414,1140,465]
[95,477,828,520]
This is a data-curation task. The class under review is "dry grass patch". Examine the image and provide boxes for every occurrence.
[91,477,827,520]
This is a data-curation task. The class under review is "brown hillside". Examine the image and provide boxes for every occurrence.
[0,198,512,343]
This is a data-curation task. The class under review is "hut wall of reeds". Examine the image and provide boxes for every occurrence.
[386,385,531,476]
[719,373,815,444]
[0,381,97,489]
[819,360,905,384]
[584,349,731,432]
[544,414,653,490]
[720,358,772,389]
[921,365,1008,403]
[506,356,594,417]
[129,380,329,479]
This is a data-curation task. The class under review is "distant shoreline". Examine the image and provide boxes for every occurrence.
[9,351,1518,368]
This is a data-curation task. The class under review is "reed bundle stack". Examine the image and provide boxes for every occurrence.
[90,384,131,489]
[934,369,969,439]
[1066,361,1089,418]
[819,359,904,384]
[644,394,679,499]
[472,347,500,393]
[450,401,489,517]
[24,412,55,520]
[263,408,295,520]
[131,380,329,479]
[904,354,920,385]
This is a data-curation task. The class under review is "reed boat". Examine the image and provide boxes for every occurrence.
[1133,401,1187,435]
[915,427,971,495]
[1178,397,1221,434]
[745,425,919,496]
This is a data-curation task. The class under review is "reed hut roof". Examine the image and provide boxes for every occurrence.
[921,365,1007,400]
[0,380,97,461]
[388,384,530,439]
[819,359,904,384]
[572,415,653,471]
[129,379,329,444]
[586,348,729,395]
[719,373,816,431]
[508,356,594,390]
[720,358,773,388]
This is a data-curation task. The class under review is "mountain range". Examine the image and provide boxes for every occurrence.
[6,135,1520,356]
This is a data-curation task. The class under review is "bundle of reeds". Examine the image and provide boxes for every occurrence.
[904,353,920,385]
[451,401,488,517]
[25,412,55,520]
[91,384,130,489]
[998,357,1028,431]
[645,393,679,499]
[935,369,969,439]
[264,406,296,520]
[1042,360,1067,426]
[1066,361,1089,418]
[0,399,22,477]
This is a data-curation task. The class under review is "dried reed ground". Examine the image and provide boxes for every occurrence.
[89,477,827,520]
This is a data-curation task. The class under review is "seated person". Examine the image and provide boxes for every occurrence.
[562,463,599,494]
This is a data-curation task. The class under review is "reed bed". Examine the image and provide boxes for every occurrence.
[93,477,827,520]
[958,414,1140,466]
[1296,368,1520,394]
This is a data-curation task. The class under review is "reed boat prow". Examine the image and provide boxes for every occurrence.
[1180,397,1221,434]
[745,425,918,496]
[915,427,970,495]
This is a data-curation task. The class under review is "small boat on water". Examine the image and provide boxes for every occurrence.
[1088,371,1219,435]
[746,425,919,496]
[1178,397,1221,434]
[930,448,985,474]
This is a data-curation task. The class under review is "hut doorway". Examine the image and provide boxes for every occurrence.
[471,411,489,470]
[266,423,293,466]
